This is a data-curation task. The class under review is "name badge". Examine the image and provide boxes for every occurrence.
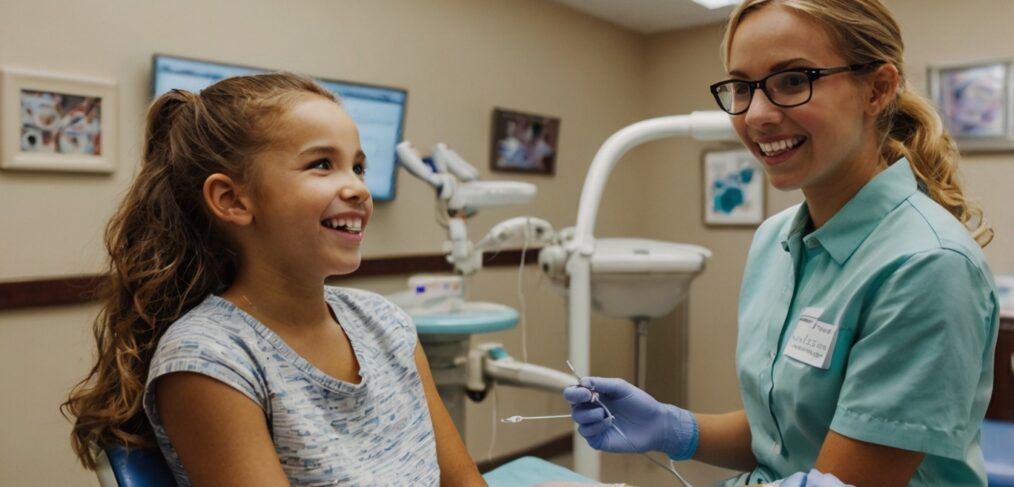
[784,307,838,369]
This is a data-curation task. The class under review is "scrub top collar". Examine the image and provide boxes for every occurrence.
[780,157,919,265]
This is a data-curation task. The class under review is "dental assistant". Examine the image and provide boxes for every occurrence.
[564,1,1000,486]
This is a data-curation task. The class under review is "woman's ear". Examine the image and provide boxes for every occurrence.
[866,63,901,116]
[203,173,254,226]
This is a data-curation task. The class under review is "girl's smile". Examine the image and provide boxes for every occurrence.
[241,97,374,280]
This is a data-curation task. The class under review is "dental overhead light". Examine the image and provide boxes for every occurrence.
[691,0,740,10]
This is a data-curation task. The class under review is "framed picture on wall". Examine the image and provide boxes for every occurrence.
[1,67,117,173]
[489,107,559,175]
[928,60,1014,152]
[702,148,765,226]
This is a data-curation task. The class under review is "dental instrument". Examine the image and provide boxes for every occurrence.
[565,359,584,382]
[466,343,575,399]
[537,111,738,478]
[433,142,480,182]
[567,360,695,487]
[393,141,575,439]
[500,414,572,423]
[396,141,551,275]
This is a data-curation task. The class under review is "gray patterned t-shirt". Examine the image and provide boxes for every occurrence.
[143,287,440,486]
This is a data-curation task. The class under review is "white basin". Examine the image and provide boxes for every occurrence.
[589,238,711,319]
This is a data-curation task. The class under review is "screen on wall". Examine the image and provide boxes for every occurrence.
[151,54,407,202]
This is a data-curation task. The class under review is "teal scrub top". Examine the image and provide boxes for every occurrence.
[726,159,999,486]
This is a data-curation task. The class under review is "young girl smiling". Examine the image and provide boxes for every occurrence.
[63,72,485,486]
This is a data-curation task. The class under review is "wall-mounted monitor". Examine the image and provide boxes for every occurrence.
[151,54,407,202]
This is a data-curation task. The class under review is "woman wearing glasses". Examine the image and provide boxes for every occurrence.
[564,1,999,486]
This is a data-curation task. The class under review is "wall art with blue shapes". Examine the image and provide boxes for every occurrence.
[703,149,765,226]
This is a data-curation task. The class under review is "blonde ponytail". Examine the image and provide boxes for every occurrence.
[881,90,993,246]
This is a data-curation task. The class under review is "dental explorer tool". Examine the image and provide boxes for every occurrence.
[500,414,572,423]
[565,359,583,382]
[565,360,694,487]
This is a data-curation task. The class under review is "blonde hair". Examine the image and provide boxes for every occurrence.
[722,0,992,247]
[61,72,337,469]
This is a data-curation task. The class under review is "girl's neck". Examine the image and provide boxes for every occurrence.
[222,266,333,331]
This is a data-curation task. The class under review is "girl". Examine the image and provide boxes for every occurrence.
[62,72,485,486]
[565,1,999,486]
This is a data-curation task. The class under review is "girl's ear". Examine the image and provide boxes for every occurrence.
[203,173,254,226]
[866,63,901,117]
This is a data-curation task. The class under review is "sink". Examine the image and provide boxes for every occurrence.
[589,238,711,319]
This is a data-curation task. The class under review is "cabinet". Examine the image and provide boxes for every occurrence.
[986,317,1014,420]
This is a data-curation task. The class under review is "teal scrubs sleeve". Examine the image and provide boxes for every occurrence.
[833,248,995,459]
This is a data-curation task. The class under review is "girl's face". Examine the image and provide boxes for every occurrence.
[727,5,873,196]
[246,96,373,280]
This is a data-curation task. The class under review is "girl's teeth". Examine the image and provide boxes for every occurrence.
[321,216,365,233]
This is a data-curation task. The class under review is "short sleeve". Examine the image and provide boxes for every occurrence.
[330,286,418,346]
[143,322,268,426]
[831,249,995,459]
[374,294,418,353]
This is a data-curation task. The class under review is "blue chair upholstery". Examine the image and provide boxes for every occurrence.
[983,420,1014,487]
[483,456,597,486]
[101,445,176,487]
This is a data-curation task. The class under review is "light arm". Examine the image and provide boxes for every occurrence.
[396,141,456,199]
[571,111,735,254]
[475,216,554,252]
[434,142,480,182]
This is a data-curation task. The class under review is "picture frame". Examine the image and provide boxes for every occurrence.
[928,60,1014,152]
[1,67,117,173]
[702,148,765,226]
[490,107,559,175]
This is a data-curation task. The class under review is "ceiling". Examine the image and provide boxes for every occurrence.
[547,0,736,34]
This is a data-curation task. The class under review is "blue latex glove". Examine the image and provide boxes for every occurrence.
[562,376,698,460]
[779,469,854,487]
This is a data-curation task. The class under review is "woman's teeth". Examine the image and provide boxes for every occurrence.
[322,217,363,234]
[758,136,805,156]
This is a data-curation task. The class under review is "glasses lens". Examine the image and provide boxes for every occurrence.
[715,81,751,114]
[768,72,810,107]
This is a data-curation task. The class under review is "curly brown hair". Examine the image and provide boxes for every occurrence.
[60,72,337,469]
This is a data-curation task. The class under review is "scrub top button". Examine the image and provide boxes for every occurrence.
[772,442,781,455]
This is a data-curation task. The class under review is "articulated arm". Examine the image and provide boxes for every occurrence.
[466,343,576,400]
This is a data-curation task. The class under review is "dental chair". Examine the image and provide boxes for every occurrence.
[95,445,175,487]
[483,456,597,486]
[983,419,1014,487]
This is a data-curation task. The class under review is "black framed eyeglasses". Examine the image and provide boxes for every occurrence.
[709,61,885,115]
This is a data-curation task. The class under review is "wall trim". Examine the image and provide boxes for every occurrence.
[0,249,540,311]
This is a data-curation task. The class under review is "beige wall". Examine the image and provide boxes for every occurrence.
[2,0,1013,485]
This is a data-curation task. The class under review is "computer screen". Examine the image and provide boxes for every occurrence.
[151,54,407,201]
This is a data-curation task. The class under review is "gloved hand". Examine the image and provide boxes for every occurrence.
[778,469,854,487]
[562,377,698,460]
